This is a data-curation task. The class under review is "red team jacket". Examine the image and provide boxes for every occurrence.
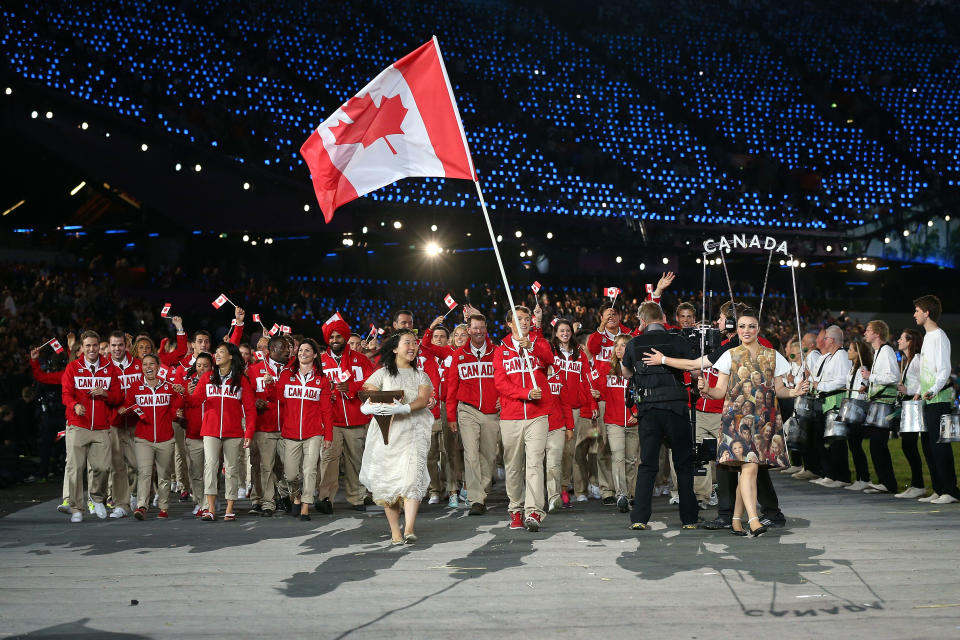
[111,355,142,428]
[61,356,124,430]
[248,358,287,433]
[157,333,188,368]
[444,337,499,420]
[319,347,376,427]
[594,360,635,427]
[417,354,442,420]
[264,367,335,441]
[185,371,255,439]
[493,333,553,421]
[124,378,183,442]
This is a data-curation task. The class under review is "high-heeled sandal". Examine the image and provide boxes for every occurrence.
[748,516,768,537]
[730,516,747,537]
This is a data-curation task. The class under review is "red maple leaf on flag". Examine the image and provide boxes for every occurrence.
[329,94,408,155]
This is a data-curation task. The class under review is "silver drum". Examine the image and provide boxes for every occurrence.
[838,398,868,425]
[823,410,849,441]
[784,416,806,451]
[938,414,960,444]
[899,400,926,433]
[865,402,896,429]
[795,395,823,419]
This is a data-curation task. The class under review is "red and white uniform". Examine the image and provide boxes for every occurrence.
[552,348,598,415]
[173,368,204,440]
[444,338,498,420]
[493,334,553,420]
[158,333,188,368]
[417,354,442,420]
[545,367,574,431]
[264,367,335,441]
[61,356,123,430]
[184,370,255,439]
[112,354,143,427]
[588,324,632,362]
[124,378,183,442]
[595,361,633,427]
[177,324,244,370]
[248,358,286,434]
[319,347,376,427]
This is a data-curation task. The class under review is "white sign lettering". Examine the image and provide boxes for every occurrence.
[702,234,789,256]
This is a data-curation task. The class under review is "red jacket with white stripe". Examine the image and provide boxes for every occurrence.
[546,367,574,431]
[124,378,183,442]
[111,355,142,428]
[551,348,598,413]
[31,358,63,386]
[264,367,335,441]
[248,358,287,433]
[61,356,124,430]
[185,370,255,439]
[319,347,376,427]
[493,333,552,421]
[417,354,442,420]
[444,338,498,421]
[172,367,203,439]
[595,361,634,427]
[158,332,188,368]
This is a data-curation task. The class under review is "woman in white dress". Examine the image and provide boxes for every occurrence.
[359,330,434,545]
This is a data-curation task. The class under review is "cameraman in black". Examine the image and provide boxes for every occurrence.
[621,301,699,530]
[642,300,787,530]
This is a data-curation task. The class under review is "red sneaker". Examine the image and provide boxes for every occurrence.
[509,511,524,530]
[133,507,147,521]
[561,490,571,508]
[525,512,542,532]
[157,510,169,519]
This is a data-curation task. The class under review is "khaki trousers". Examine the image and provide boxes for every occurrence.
[172,423,190,493]
[440,408,463,494]
[317,425,367,505]
[284,436,323,502]
[606,423,639,498]
[135,438,174,511]
[203,436,242,500]
[500,415,548,517]
[458,403,500,505]
[253,431,281,510]
[185,437,205,508]
[67,426,111,512]
[108,426,136,510]
[669,410,720,501]
[545,428,567,505]
[427,418,444,496]
[574,405,602,495]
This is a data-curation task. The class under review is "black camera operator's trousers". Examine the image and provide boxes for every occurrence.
[631,408,698,526]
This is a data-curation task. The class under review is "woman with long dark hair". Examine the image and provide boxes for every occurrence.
[359,330,434,544]
[860,320,899,494]
[842,338,873,490]
[175,352,213,515]
[185,342,255,521]
[893,328,926,498]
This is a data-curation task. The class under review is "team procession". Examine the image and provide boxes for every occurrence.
[38,276,957,542]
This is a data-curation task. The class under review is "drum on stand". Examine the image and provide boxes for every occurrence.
[795,395,823,419]
[899,400,926,433]
[938,413,960,444]
[837,398,868,425]
[823,409,849,441]
[864,401,896,430]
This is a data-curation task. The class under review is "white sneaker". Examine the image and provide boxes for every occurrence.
[895,486,925,499]
[845,480,870,491]
[192,505,202,515]
[576,494,588,502]
[669,492,680,505]
[93,502,108,519]
[427,494,440,505]
[70,511,83,523]
[811,477,830,485]
[794,470,819,480]
[918,493,940,503]
[130,495,138,510]
[588,484,602,500]
[708,490,718,506]
[109,506,128,519]
[237,487,248,500]
[930,494,959,505]
[171,481,180,492]
[780,465,802,474]
[825,480,851,488]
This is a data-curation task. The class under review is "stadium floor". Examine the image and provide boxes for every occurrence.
[1,475,959,639]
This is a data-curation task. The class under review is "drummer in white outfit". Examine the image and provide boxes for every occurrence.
[860,321,899,493]
[811,326,852,488]
[894,329,926,498]
[842,339,871,490]
[793,331,824,481]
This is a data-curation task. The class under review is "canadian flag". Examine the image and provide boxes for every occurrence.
[160,303,172,318]
[645,283,653,294]
[280,325,292,335]
[269,323,281,336]
[212,293,229,309]
[324,311,346,326]
[49,338,64,354]
[158,366,169,380]
[377,328,385,335]
[531,281,542,294]
[300,37,476,222]
[550,317,558,327]
[604,287,621,299]
[444,294,457,310]
[255,350,265,361]
[252,313,261,323]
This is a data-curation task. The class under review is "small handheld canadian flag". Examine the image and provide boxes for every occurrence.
[252,313,261,323]
[160,303,172,318]
[337,370,352,383]
[532,281,542,294]
[211,293,230,309]
[255,350,265,361]
[377,328,385,335]
[49,338,64,354]
[604,286,621,299]
[55,430,66,442]
[550,317,558,327]
[280,325,292,335]
[269,323,281,336]
[645,283,653,294]
[158,366,169,380]
[444,294,457,310]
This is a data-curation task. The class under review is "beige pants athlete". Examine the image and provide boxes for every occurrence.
[457,403,500,506]
[203,436,242,500]
[253,431,282,510]
[185,437,205,508]
[317,425,367,505]
[66,426,111,513]
[427,417,444,496]
[501,415,548,518]
[172,423,190,494]
[284,436,323,503]
[134,438,175,511]
[440,409,463,495]
[606,423,639,498]
[108,426,136,510]
[545,428,568,507]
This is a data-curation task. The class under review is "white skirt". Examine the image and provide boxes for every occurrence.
[359,408,432,506]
